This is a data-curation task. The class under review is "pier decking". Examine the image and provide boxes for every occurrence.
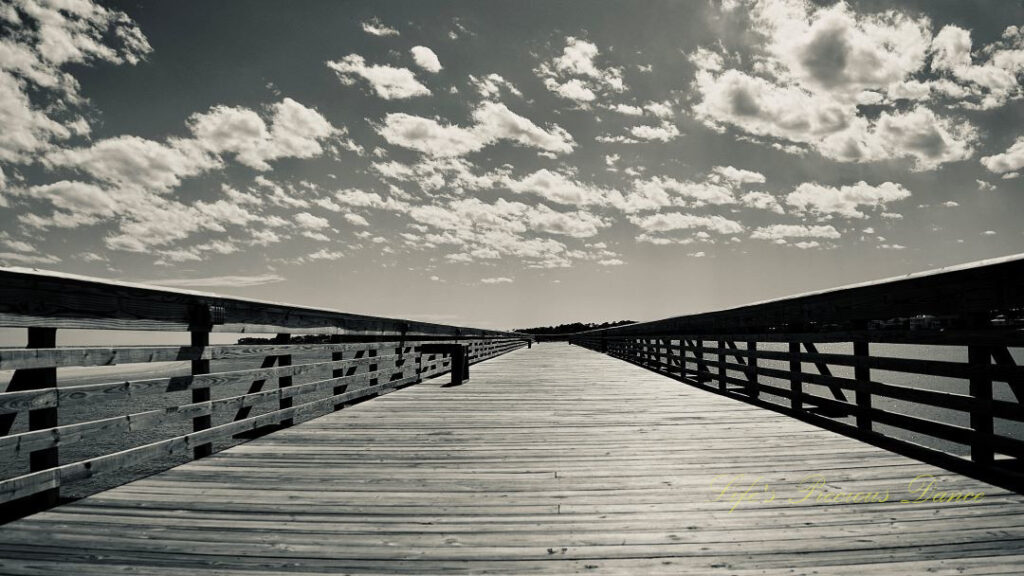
[1,342,1022,575]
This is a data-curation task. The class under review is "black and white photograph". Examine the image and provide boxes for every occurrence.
[0,0,1022,573]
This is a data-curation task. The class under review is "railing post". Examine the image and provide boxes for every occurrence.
[969,344,994,466]
[331,335,348,411]
[276,333,294,428]
[790,341,802,413]
[7,327,59,510]
[191,329,212,459]
[717,340,727,391]
[746,341,759,399]
[854,340,871,431]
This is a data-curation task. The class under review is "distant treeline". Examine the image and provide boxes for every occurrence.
[237,334,334,344]
[512,321,635,335]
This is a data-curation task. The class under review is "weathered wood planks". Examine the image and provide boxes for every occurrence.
[0,343,1021,574]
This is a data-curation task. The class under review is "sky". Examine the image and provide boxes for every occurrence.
[0,0,1022,331]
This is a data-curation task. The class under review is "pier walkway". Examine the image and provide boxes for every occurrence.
[1,343,1023,575]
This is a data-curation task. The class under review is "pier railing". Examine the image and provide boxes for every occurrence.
[570,254,1024,491]
[0,268,530,515]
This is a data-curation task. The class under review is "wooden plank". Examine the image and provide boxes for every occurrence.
[0,343,1020,574]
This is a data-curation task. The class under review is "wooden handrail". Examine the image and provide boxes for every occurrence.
[0,266,527,338]
[570,254,1024,492]
[0,267,532,521]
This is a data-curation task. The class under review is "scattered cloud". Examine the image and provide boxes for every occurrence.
[145,273,286,288]
[361,17,399,37]
[411,46,443,73]
[785,181,911,219]
[981,137,1024,175]
[328,55,431,99]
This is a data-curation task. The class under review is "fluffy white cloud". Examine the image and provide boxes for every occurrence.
[740,191,784,214]
[295,211,330,230]
[343,213,370,227]
[502,169,610,207]
[751,224,841,240]
[327,54,430,99]
[47,136,217,190]
[0,0,151,163]
[410,46,442,73]
[755,0,931,100]
[931,25,1024,109]
[785,181,911,219]
[537,37,625,103]
[361,17,399,37]
[378,102,574,157]
[481,277,513,284]
[713,165,766,184]
[691,0,989,170]
[469,73,522,99]
[629,212,744,235]
[981,137,1024,174]
[629,121,680,142]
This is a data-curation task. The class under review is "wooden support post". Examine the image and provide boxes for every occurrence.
[5,327,59,512]
[455,345,468,385]
[969,344,994,466]
[746,341,759,399]
[191,329,212,459]
[790,341,802,413]
[854,340,872,431]
[717,340,727,391]
[276,333,293,428]
[331,335,347,411]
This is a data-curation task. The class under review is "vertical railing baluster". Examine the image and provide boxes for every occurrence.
[192,329,212,459]
[277,333,293,428]
[790,341,802,413]
[11,327,59,510]
[331,335,347,411]
[747,341,759,399]
[854,341,871,431]
[717,340,727,391]
[969,344,994,466]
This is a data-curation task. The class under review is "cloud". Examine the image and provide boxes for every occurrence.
[327,55,430,99]
[307,248,344,261]
[629,121,680,142]
[527,204,606,238]
[481,277,513,284]
[410,46,442,73]
[378,102,574,157]
[343,213,370,226]
[295,211,329,230]
[48,135,217,190]
[690,0,989,170]
[981,137,1024,174]
[0,0,151,163]
[361,17,399,37]
[740,191,784,214]
[712,165,766,184]
[785,181,911,219]
[502,169,610,206]
[750,224,841,240]
[611,104,643,116]
[629,212,744,234]
[537,37,625,103]
[469,73,522,99]
[930,25,1024,110]
[145,274,286,288]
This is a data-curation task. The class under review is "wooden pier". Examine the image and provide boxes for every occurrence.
[0,257,1022,574]
[0,342,1023,574]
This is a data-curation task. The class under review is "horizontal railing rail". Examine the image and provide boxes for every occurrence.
[0,267,531,519]
[569,254,1024,492]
